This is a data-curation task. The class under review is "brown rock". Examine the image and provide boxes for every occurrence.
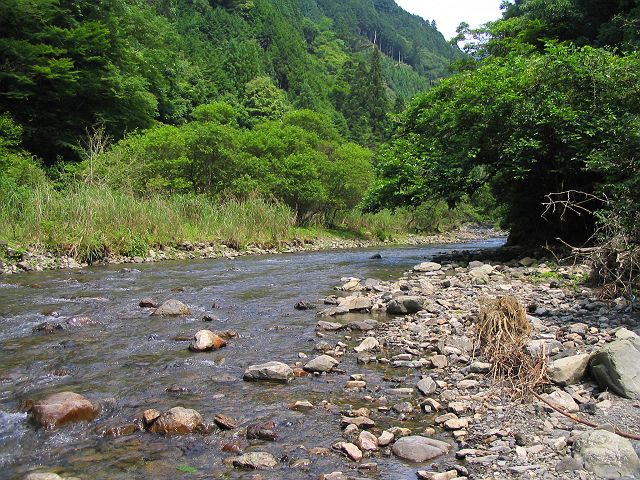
[31,392,99,429]
[213,414,237,430]
[189,330,227,352]
[246,421,277,441]
[142,409,161,428]
[148,407,203,435]
[139,298,158,308]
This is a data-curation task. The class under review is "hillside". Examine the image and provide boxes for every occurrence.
[0,0,461,163]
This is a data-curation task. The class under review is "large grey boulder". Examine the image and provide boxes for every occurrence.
[590,338,640,399]
[548,353,590,386]
[387,296,424,315]
[573,429,640,478]
[243,361,294,383]
[391,435,451,462]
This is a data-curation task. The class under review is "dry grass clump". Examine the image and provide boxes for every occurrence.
[477,296,547,396]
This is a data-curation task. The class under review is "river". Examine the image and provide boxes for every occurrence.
[0,237,504,480]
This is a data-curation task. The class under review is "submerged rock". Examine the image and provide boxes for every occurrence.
[246,421,277,441]
[148,407,203,435]
[66,316,98,327]
[243,361,294,383]
[139,298,158,308]
[151,299,191,316]
[31,392,99,429]
[230,452,278,470]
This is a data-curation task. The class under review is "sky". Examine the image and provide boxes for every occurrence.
[395,0,504,40]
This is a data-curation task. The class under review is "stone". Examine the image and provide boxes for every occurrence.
[391,435,451,462]
[348,319,378,331]
[354,337,380,353]
[338,296,372,312]
[231,452,278,470]
[416,377,437,395]
[294,301,315,310]
[189,330,226,352]
[414,262,442,273]
[304,355,339,373]
[541,390,579,413]
[614,328,639,340]
[358,431,379,451]
[33,322,64,334]
[23,475,69,480]
[444,418,469,430]
[470,362,492,374]
[139,298,158,308]
[213,414,237,430]
[317,321,345,331]
[151,299,191,316]
[142,409,161,427]
[289,400,314,411]
[247,421,277,441]
[430,355,448,368]
[590,338,640,399]
[417,471,458,480]
[573,429,640,478]
[341,416,375,429]
[387,296,425,315]
[547,354,590,386]
[149,407,203,435]
[378,430,394,446]
[336,442,363,461]
[243,362,294,383]
[30,392,99,429]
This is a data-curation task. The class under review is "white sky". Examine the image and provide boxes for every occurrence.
[395,0,504,40]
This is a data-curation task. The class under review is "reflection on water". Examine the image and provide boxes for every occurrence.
[0,238,504,479]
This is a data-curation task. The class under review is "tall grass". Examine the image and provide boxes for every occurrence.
[0,184,296,261]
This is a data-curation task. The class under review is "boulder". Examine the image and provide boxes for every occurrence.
[573,429,640,478]
[304,355,339,373]
[231,452,278,470]
[189,330,226,352]
[338,296,372,312]
[243,362,294,383]
[590,338,640,399]
[548,354,590,386]
[413,262,442,273]
[151,299,191,316]
[387,296,424,315]
[354,337,380,353]
[416,377,437,395]
[31,392,99,429]
[391,435,451,462]
[149,407,203,435]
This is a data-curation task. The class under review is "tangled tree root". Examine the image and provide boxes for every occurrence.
[477,296,547,397]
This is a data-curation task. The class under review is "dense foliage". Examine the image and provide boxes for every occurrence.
[370,0,640,248]
[0,0,461,162]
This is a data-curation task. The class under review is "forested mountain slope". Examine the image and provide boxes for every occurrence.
[0,0,461,163]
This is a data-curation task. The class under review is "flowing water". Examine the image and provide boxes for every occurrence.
[0,238,504,480]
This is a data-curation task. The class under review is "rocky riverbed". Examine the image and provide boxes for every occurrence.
[0,225,497,275]
[3,239,639,479]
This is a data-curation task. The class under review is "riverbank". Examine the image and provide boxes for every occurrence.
[308,248,640,479]
[0,224,500,275]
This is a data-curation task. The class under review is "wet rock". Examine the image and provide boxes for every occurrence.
[66,316,98,327]
[142,409,161,428]
[317,321,345,331]
[369,253,382,259]
[573,429,640,478]
[247,421,277,441]
[289,400,314,411]
[387,296,425,315]
[348,319,378,331]
[222,442,244,454]
[378,430,394,446]
[103,423,139,437]
[230,452,278,470]
[148,407,203,435]
[341,416,375,429]
[295,301,316,310]
[590,338,640,399]
[202,313,219,321]
[334,442,363,461]
[417,471,458,480]
[33,322,64,334]
[357,431,379,451]
[213,414,237,430]
[31,392,99,429]
[23,474,75,480]
[151,299,191,316]
[413,262,442,273]
[548,353,590,386]
[165,384,190,393]
[354,337,380,353]
[243,362,294,383]
[304,355,339,373]
[139,298,158,308]
[391,435,451,462]
[189,330,226,352]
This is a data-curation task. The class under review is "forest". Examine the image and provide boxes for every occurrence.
[1,0,639,292]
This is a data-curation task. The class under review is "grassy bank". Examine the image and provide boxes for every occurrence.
[0,184,495,264]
